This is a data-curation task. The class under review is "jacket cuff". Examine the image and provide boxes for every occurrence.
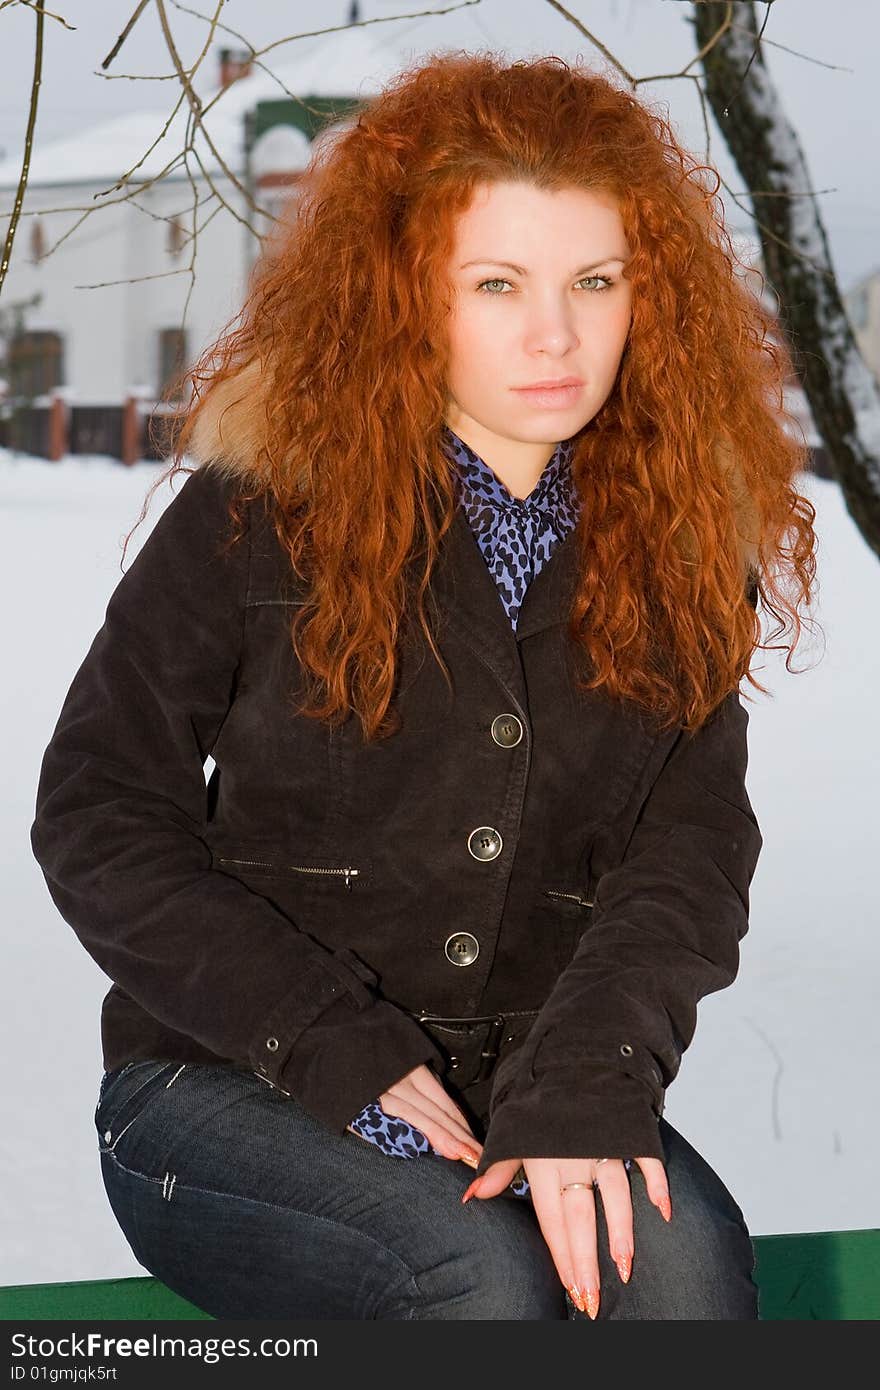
[248,944,381,1084]
[264,981,447,1134]
[473,1068,666,1179]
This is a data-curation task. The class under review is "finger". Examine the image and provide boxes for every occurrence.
[385,1103,482,1163]
[633,1156,672,1222]
[403,1061,478,1117]
[379,1089,483,1162]
[527,1167,594,1317]
[461,1159,521,1201]
[592,1160,634,1284]
[392,1073,481,1139]
[553,1172,602,1319]
[386,1067,481,1134]
[346,1115,476,1171]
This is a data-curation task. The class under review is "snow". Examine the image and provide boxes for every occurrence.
[3,448,878,1287]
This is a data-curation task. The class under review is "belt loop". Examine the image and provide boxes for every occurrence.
[475,1016,506,1082]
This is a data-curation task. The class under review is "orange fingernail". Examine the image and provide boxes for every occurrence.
[616,1254,632,1284]
[458,1149,480,1168]
[461,1177,482,1203]
[585,1287,600,1320]
[658,1195,672,1223]
[568,1284,586,1313]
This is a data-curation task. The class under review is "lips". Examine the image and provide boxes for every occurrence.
[517,378,583,389]
[512,382,584,408]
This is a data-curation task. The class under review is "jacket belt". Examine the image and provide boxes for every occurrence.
[405,1008,541,1084]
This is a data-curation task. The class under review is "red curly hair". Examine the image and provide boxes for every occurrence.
[145,51,817,741]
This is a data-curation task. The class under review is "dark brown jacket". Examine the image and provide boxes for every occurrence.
[30,450,762,1179]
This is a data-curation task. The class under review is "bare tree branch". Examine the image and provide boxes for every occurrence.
[0,0,73,26]
[101,0,151,70]
[0,0,45,297]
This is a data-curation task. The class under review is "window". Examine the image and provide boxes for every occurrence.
[6,330,63,399]
[158,327,189,400]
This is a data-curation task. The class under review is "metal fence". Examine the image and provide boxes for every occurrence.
[0,397,182,464]
[0,403,52,457]
[68,405,124,459]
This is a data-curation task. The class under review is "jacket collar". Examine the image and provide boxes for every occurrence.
[427,503,581,701]
[436,422,581,651]
[189,364,582,701]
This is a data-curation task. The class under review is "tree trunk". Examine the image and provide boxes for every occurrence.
[692,0,880,559]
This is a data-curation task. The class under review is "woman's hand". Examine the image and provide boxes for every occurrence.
[346,1063,484,1167]
[462,1155,671,1318]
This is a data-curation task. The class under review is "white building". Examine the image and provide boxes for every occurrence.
[0,26,414,452]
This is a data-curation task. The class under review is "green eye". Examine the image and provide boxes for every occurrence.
[475,276,614,295]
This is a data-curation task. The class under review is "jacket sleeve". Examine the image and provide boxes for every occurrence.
[474,685,763,1175]
[29,465,444,1132]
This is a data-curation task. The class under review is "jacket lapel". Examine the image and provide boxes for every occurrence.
[427,506,581,704]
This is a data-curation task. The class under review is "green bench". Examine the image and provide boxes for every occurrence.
[1,1230,877,1321]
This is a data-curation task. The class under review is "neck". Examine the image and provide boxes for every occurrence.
[444,416,556,501]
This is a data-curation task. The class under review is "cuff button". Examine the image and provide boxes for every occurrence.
[619,1043,634,1057]
[266,1037,279,1052]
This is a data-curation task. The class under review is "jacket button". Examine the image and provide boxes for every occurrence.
[619,1043,634,1057]
[444,931,480,966]
[491,714,523,748]
[266,1037,279,1052]
[467,826,503,861]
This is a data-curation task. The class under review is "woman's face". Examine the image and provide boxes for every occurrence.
[443,180,633,449]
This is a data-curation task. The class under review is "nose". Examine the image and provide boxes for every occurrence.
[522,300,581,356]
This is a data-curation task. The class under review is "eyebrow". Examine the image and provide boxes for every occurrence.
[459,256,627,275]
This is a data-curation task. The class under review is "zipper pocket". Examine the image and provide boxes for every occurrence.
[543,888,594,908]
[216,856,362,890]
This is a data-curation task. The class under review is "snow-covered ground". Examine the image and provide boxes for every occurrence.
[3,449,877,1287]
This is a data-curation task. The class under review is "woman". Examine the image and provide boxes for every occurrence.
[31,53,815,1320]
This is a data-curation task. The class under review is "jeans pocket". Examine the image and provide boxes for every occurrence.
[95,1059,181,1154]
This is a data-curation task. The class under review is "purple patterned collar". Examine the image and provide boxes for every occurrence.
[439,422,582,631]
[440,423,578,526]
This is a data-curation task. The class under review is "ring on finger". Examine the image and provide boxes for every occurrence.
[560,1158,613,1195]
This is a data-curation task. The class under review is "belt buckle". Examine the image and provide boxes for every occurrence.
[416,1012,507,1083]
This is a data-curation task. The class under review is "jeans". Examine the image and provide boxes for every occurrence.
[94,1059,759,1320]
